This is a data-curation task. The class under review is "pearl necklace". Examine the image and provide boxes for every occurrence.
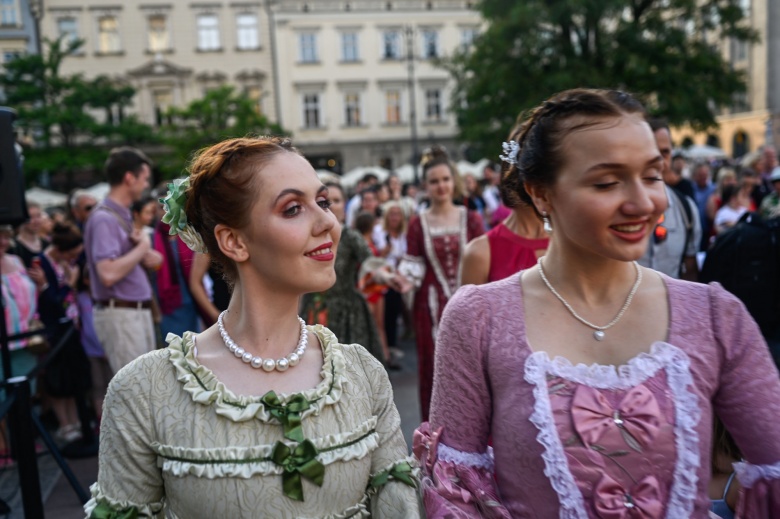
[217,311,308,371]
[537,260,642,341]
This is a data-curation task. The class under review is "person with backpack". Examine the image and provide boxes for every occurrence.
[638,118,702,280]
[701,211,780,368]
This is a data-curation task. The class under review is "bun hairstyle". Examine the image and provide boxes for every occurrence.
[500,89,647,213]
[184,136,301,285]
[51,222,83,252]
[420,145,464,199]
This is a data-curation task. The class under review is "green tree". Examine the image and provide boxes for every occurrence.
[158,85,288,178]
[449,0,757,157]
[0,37,157,184]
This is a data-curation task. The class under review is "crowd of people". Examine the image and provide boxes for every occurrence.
[1,87,779,518]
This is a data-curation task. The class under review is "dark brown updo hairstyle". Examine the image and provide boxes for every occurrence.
[51,222,83,252]
[501,89,647,213]
[184,136,301,285]
[420,145,463,199]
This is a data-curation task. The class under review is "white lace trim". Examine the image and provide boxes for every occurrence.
[420,207,467,299]
[734,460,780,488]
[437,442,495,472]
[524,341,701,519]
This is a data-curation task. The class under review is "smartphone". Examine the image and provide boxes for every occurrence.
[31,257,41,268]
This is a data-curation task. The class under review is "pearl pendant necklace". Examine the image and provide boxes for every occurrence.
[217,311,307,372]
[537,260,642,341]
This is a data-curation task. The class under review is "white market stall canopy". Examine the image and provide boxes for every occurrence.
[84,182,110,201]
[340,166,390,189]
[680,145,728,160]
[24,187,68,209]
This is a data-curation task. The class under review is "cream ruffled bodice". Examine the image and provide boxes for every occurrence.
[85,326,420,518]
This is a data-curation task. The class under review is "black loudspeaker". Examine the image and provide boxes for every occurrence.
[0,107,28,226]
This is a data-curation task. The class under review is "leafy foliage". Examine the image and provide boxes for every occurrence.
[448,0,758,157]
[0,37,158,184]
[158,85,288,179]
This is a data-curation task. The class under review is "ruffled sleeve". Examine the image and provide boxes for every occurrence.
[412,285,510,518]
[708,283,780,518]
[354,346,420,518]
[84,355,165,518]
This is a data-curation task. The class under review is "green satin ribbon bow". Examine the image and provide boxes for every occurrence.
[271,439,325,501]
[89,503,139,519]
[261,391,311,442]
[369,461,416,489]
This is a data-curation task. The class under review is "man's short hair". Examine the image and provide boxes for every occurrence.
[647,117,670,134]
[105,147,152,187]
[361,173,379,184]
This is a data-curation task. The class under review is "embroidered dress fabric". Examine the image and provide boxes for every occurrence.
[84,326,419,518]
[405,207,484,420]
[418,273,780,518]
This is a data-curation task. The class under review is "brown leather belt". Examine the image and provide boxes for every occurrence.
[95,299,152,310]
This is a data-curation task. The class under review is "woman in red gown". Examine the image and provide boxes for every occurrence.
[399,147,483,420]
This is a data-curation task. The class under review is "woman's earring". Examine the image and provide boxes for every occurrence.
[542,212,553,234]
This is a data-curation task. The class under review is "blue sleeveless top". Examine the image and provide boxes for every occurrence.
[710,472,736,519]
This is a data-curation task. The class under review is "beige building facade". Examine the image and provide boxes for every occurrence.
[271,0,481,173]
[670,0,780,158]
[38,0,277,127]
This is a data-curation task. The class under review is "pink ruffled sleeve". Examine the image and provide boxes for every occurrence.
[708,283,780,518]
[412,285,510,518]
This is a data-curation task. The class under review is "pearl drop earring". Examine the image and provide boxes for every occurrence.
[542,212,553,234]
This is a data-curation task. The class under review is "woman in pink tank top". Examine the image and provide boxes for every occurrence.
[461,185,548,285]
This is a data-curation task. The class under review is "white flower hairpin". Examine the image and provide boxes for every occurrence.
[500,140,519,165]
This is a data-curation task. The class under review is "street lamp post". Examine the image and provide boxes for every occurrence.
[405,25,420,185]
[28,0,44,55]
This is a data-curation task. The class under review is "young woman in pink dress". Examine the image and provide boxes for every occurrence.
[461,176,548,285]
[399,147,484,421]
[414,89,780,518]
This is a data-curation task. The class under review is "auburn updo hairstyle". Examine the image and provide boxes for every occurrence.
[184,136,301,285]
[501,89,647,214]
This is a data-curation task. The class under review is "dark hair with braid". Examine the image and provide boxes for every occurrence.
[501,89,647,213]
[184,136,301,285]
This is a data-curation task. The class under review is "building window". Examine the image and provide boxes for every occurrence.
[245,85,262,114]
[153,89,173,126]
[731,91,750,113]
[460,27,477,52]
[98,16,121,53]
[0,0,17,26]
[303,93,321,128]
[421,29,438,59]
[425,89,442,121]
[2,50,21,64]
[385,90,402,124]
[299,33,318,63]
[344,93,361,126]
[148,14,170,52]
[236,13,259,49]
[731,37,748,62]
[57,17,79,47]
[197,14,220,51]
[341,32,359,62]
[383,30,400,59]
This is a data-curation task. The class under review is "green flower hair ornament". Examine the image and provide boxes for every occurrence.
[159,177,208,253]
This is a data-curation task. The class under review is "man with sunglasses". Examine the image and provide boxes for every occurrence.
[69,190,98,229]
[638,118,702,281]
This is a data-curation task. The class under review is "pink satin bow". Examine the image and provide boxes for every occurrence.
[594,474,664,519]
[571,384,661,449]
